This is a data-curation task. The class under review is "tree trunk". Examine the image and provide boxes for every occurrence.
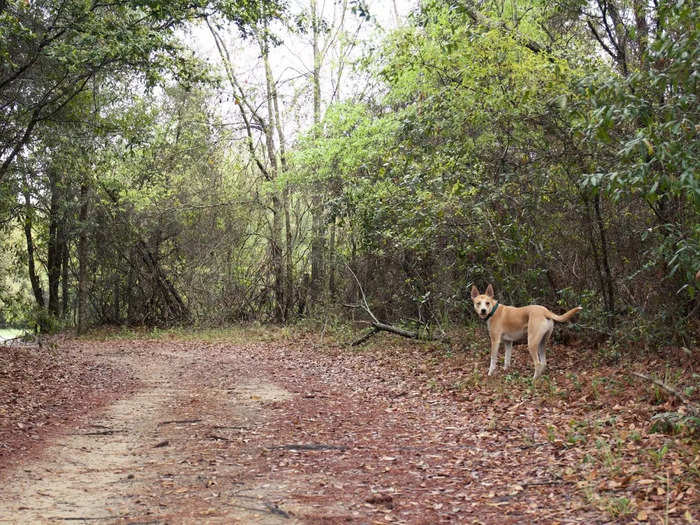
[328,217,337,299]
[23,190,44,309]
[210,17,288,321]
[583,192,615,325]
[47,171,62,317]
[348,235,358,305]
[269,50,294,319]
[283,186,293,316]
[310,0,325,306]
[76,182,89,334]
[61,240,69,318]
[126,247,137,324]
[594,194,615,322]
[261,24,286,321]
[113,276,120,324]
[633,0,649,71]
[270,194,285,321]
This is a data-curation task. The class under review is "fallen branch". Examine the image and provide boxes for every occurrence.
[518,442,548,450]
[374,321,422,339]
[345,264,450,346]
[522,480,572,487]
[157,419,202,426]
[78,430,126,436]
[229,503,290,518]
[351,327,379,346]
[350,317,451,346]
[230,493,291,517]
[50,516,127,522]
[630,372,699,416]
[207,433,232,442]
[264,502,290,518]
[268,443,347,451]
[630,372,689,404]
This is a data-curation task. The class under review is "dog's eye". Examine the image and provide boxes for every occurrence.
[486,302,490,306]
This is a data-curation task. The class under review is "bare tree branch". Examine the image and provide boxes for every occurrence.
[344,264,450,346]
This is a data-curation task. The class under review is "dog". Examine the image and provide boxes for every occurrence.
[471,284,582,380]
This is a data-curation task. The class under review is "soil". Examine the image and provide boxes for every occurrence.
[0,333,697,524]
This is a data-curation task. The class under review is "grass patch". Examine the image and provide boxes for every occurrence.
[85,323,304,344]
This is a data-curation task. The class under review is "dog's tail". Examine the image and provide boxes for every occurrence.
[546,306,583,323]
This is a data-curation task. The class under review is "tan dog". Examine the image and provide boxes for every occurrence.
[471,284,582,380]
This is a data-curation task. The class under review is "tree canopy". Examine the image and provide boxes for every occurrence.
[0,0,697,345]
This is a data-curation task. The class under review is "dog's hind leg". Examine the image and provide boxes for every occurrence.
[528,318,551,380]
[538,322,554,370]
[527,341,542,380]
[504,340,513,371]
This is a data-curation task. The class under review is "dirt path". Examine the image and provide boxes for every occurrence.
[0,337,696,524]
[0,341,301,524]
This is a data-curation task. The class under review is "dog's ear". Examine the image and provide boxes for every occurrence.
[470,285,480,299]
[485,284,494,298]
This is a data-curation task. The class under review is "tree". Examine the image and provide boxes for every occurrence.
[574,0,699,306]
[290,0,697,342]
[208,12,293,321]
[0,0,218,181]
[0,0,285,329]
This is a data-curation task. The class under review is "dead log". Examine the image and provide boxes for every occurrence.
[373,321,426,339]
[351,322,450,346]
[345,264,450,346]
[630,371,698,416]
[630,372,689,404]
[351,327,379,346]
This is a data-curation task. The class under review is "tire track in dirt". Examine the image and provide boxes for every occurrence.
[0,344,300,524]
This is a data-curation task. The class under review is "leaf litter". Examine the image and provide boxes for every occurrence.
[0,331,697,523]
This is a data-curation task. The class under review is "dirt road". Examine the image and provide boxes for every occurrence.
[0,336,696,523]
[0,341,302,524]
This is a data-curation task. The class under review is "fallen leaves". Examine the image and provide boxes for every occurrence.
[1,332,699,523]
[0,341,135,469]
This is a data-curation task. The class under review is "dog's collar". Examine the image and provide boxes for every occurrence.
[484,302,499,321]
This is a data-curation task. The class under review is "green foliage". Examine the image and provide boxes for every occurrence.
[650,412,699,436]
[293,1,588,319]
[0,226,34,325]
[574,0,699,299]
[86,85,272,325]
[285,0,699,340]
[0,0,696,342]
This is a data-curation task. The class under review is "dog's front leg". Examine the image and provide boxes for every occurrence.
[488,335,501,376]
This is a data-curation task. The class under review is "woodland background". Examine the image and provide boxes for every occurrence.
[0,0,697,347]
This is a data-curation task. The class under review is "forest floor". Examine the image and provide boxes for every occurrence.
[0,326,697,524]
